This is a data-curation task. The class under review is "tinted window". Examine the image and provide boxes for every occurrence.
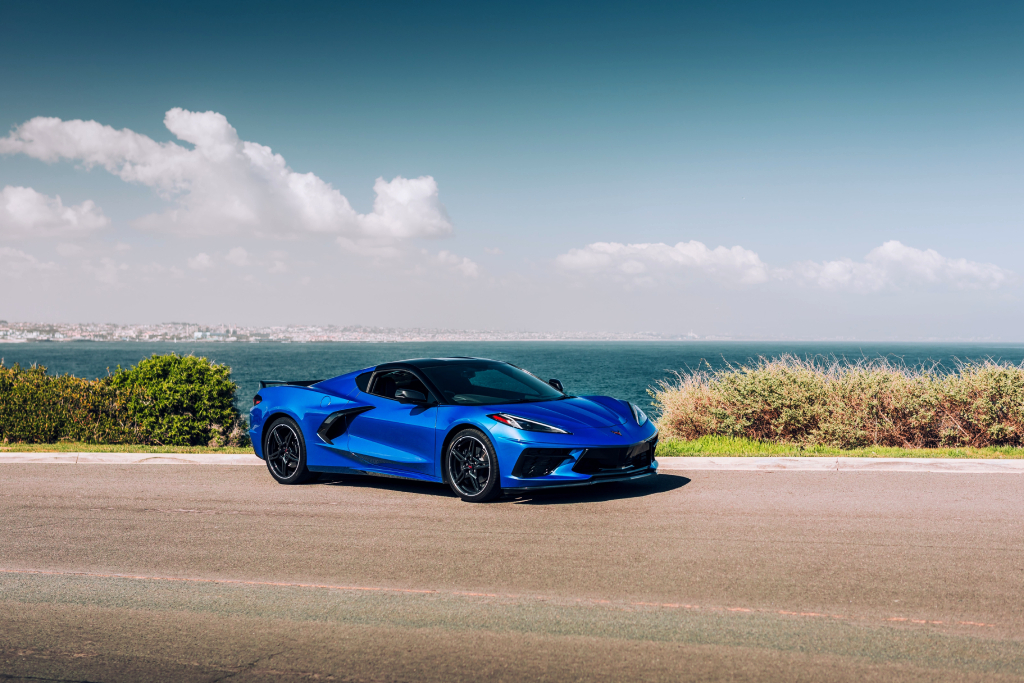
[420,361,564,405]
[370,370,429,400]
[355,372,373,392]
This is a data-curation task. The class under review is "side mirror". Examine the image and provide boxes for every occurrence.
[395,388,427,404]
[548,378,564,392]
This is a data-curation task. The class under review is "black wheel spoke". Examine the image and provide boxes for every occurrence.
[267,423,303,479]
[447,433,494,498]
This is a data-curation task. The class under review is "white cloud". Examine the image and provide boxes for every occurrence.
[0,109,453,241]
[336,235,405,259]
[557,240,771,284]
[795,241,1010,291]
[558,238,1011,292]
[84,257,128,285]
[484,247,502,255]
[187,252,213,270]
[0,185,108,238]
[137,262,185,280]
[436,250,480,278]
[225,247,250,267]
[56,242,84,257]
[0,247,58,276]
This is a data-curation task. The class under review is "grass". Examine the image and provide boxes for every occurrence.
[0,442,252,454]
[657,435,1024,459]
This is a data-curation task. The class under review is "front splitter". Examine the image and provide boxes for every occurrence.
[502,468,656,494]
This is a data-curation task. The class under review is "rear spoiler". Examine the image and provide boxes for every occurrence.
[258,379,325,389]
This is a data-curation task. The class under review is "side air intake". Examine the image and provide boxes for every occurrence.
[317,406,374,444]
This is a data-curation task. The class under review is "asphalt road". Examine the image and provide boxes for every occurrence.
[1,465,1022,682]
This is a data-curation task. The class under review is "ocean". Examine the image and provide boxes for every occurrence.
[2,341,1022,414]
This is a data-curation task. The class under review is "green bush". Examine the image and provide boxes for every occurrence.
[0,363,146,444]
[653,356,1024,449]
[0,354,249,447]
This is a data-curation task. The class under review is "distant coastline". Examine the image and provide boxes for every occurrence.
[0,321,702,344]
[0,321,1012,344]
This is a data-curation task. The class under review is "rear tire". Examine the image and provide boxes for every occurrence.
[263,416,315,484]
[444,428,501,502]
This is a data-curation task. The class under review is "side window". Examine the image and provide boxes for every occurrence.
[369,370,429,400]
[355,372,373,392]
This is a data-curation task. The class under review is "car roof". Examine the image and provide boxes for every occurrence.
[375,357,506,370]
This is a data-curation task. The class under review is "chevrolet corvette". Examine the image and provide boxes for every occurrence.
[249,357,658,502]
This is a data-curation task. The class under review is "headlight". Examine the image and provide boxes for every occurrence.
[629,403,648,426]
[488,413,571,434]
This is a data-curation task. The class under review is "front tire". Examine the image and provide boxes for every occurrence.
[263,416,315,484]
[444,428,501,502]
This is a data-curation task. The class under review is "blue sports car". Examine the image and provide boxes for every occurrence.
[249,357,658,502]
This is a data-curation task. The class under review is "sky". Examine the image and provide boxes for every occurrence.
[0,0,1021,339]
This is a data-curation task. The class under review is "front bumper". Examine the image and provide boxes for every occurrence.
[497,432,659,491]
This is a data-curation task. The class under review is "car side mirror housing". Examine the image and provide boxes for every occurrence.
[548,378,564,392]
[395,388,428,404]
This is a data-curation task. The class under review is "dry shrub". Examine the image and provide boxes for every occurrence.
[653,356,1024,449]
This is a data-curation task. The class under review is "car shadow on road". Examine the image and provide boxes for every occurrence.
[501,473,691,505]
[312,472,691,503]
[315,473,455,497]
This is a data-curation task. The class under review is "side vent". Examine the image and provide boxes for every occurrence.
[317,406,374,444]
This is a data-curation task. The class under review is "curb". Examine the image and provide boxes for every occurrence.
[0,453,263,466]
[656,456,1024,473]
[1,453,1022,472]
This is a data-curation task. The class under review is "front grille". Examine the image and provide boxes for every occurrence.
[511,448,574,478]
[572,438,657,476]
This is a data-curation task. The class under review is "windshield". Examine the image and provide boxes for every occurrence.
[419,361,565,406]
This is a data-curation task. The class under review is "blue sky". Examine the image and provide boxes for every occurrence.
[1,0,1021,338]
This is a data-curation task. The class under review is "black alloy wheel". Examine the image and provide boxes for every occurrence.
[445,428,500,502]
[264,417,316,484]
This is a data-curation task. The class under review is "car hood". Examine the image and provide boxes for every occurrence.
[492,396,627,429]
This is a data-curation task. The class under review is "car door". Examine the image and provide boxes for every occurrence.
[346,369,437,477]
